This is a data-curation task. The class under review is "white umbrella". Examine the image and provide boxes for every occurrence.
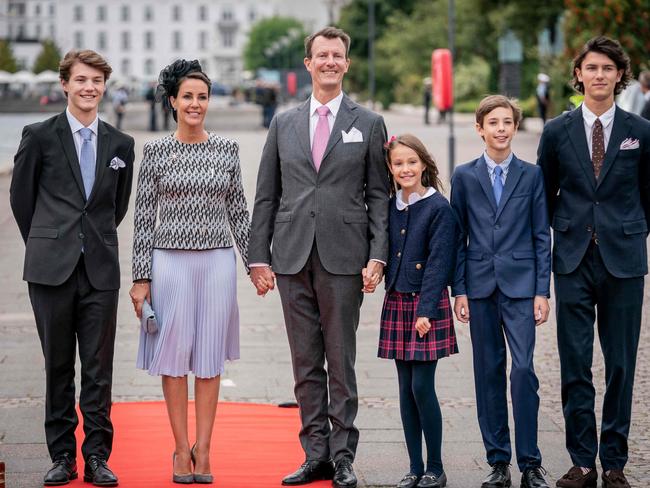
[35,70,60,83]
[0,70,12,83]
[12,70,36,84]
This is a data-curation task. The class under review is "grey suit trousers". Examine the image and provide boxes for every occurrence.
[276,243,363,463]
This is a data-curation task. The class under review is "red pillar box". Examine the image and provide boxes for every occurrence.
[287,72,297,97]
[432,49,453,111]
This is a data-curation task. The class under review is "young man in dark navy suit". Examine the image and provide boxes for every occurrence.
[538,36,650,488]
[451,95,551,488]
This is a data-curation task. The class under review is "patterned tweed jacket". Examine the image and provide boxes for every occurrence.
[132,133,250,280]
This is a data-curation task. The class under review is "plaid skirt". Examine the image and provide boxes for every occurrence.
[378,288,458,361]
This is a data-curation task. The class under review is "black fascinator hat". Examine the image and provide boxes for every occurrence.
[155,59,211,121]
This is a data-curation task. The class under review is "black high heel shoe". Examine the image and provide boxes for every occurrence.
[190,444,213,484]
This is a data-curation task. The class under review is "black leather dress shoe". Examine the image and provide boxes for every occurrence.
[282,460,335,485]
[333,460,357,488]
[417,471,447,488]
[482,463,511,488]
[522,466,549,488]
[83,456,118,487]
[44,452,77,486]
[397,473,420,488]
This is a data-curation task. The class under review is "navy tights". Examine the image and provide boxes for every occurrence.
[395,360,443,476]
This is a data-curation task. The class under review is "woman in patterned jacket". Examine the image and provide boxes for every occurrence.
[129,59,250,484]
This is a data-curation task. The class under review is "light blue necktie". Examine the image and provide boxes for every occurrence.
[493,165,503,205]
[79,127,95,199]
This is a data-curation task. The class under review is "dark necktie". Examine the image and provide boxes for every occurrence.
[592,118,604,178]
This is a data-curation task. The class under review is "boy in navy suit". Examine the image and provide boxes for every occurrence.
[450,95,551,488]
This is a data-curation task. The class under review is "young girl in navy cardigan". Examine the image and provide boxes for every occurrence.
[376,134,458,488]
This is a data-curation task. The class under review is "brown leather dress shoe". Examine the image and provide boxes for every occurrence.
[601,470,631,488]
[555,467,597,488]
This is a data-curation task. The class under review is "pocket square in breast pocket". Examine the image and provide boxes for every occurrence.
[620,138,640,150]
[109,156,126,170]
[342,127,363,143]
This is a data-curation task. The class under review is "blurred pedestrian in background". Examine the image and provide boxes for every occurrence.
[536,73,551,124]
[639,70,650,120]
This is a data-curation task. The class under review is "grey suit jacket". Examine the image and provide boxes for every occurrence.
[249,95,390,275]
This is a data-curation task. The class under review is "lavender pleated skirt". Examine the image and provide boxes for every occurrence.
[136,247,240,378]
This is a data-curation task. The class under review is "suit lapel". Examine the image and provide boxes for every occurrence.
[87,120,110,204]
[293,100,314,168]
[320,95,358,166]
[474,156,497,213]
[56,113,86,200]
[495,156,523,221]
[565,107,596,190]
[597,107,631,188]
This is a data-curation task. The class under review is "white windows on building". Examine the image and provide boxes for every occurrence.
[121,59,130,76]
[121,31,130,50]
[144,5,153,21]
[173,31,182,50]
[221,31,233,48]
[172,5,181,21]
[144,31,154,50]
[97,5,106,21]
[98,31,107,50]
[199,31,208,50]
[121,5,130,22]
[73,5,83,22]
[74,31,84,49]
[199,5,207,21]
[144,58,154,76]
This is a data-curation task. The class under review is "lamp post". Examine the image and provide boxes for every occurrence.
[368,0,376,109]
[447,0,455,175]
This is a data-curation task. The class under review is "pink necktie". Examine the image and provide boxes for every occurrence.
[312,106,331,171]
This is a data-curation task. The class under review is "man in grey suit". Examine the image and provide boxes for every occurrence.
[249,27,389,488]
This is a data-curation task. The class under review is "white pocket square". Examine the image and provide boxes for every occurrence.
[109,156,126,170]
[342,127,363,143]
[620,138,639,150]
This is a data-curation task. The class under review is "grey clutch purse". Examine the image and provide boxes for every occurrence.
[141,299,158,334]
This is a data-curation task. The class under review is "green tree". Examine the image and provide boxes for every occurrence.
[563,0,650,73]
[243,17,307,71]
[0,40,18,73]
[32,40,62,74]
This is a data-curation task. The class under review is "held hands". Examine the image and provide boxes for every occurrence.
[453,295,470,323]
[129,281,151,319]
[415,317,431,338]
[250,266,276,296]
[534,296,550,326]
[362,261,384,293]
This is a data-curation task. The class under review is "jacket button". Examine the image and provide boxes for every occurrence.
[415,263,422,270]
[401,229,406,235]
[78,232,85,239]
[595,201,599,205]
[411,292,416,297]
[397,252,401,258]
[82,210,87,216]
[586,225,593,232]
[310,211,315,217]
[495,224,500,230]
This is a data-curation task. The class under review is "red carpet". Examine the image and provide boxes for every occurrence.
[69,401,332,487]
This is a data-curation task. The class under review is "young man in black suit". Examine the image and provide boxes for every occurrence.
[10,50,134,487]
[538,37,650,488]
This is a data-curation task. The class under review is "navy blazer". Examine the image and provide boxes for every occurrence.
[538,106,650,278]
[450,154,551,299]
[384,191,457,319]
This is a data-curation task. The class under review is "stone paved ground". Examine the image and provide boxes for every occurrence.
[1,102,649,487]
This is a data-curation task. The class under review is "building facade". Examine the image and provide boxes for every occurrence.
[1,0,347,84]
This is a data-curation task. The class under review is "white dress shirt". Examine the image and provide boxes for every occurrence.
[483,151,513,186]
[309,91,344,148]
[65,107,99,164]
[581,102,616,158]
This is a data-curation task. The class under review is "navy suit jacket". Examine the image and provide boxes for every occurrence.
[450,154,551,299]
[538,106,650,278]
